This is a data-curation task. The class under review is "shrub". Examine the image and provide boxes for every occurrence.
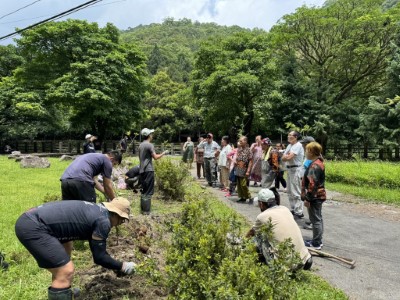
[155,158,189,201]
[166,197,302,300]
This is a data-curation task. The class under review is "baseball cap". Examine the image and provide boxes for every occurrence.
[257,189,276,203]
[141,128,155,137]
[261,137,272,145]
[85,134,92,139]
[299,136,315,144]
[206,133,213,138]
[103,197,131,220]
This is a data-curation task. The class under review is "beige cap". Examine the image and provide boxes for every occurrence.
[103,197,130,220]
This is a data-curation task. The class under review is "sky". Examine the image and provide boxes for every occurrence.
[0,0,325,45]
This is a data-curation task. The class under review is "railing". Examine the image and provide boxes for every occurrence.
[2,140,399,160]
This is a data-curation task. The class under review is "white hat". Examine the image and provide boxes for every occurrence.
[257,189,276,203]
[103,197,131,220]
[141,128,155,137]
[85,134,92,139]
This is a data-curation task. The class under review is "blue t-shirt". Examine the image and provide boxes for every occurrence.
[61,153,113,184]
[26,200,111,242]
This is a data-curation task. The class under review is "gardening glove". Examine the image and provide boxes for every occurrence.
[121,261,137,275]
[163,150,169,155]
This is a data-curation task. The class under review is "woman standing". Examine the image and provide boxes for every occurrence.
[235,136,253,203]
[182,137,194,169]
[218,136,232,192]
[250,135,262,186]
[301,142,326,250]
[274,143,287,192]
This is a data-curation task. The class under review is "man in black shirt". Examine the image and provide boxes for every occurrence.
[83,134,96,154]
[15,198,136,300]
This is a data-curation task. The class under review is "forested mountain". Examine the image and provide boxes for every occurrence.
[120,18,249,82]
[1,0,400,153]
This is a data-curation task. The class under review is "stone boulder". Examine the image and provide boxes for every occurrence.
[60,155,75,161]
[15,155,32,162]
[20,156,51,168]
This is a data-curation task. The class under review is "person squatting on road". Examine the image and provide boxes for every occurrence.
[139,128,168,215]
[246,189,312,270]
[235,136,253,203]
[15,198,136,300]
[260,137,280,188]
[302,142,326,250]
[281,131,305,218]
[60,151,122,202]
[198,133,221,187]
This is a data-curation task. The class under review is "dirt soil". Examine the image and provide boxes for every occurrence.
[76,211,177,300]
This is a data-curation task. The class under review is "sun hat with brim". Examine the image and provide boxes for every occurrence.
[141,128,155,137]
[85,134,92,139]
[103,197,131,220]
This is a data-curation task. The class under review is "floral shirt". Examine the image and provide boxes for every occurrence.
[301,158,326,202]
[235,146,253,177]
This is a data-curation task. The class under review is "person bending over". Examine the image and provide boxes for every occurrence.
[15,197,136,300]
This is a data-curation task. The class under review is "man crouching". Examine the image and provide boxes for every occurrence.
[15,197,136,299]
[246,189,312,270]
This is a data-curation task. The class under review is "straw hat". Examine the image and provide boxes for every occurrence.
[103,197,130,220]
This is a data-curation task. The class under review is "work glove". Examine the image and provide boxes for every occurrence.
[121,261,136,275]
[163,150,169,155]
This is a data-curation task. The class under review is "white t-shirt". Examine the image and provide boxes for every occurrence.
[284,142,304,167]
[218,145,232,167]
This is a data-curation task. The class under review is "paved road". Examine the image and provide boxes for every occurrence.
[193,173,400,300]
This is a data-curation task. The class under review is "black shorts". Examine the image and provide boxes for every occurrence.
[15,213,70,269]
[61,179,96,202]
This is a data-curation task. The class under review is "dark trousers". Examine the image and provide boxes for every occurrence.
[196,162,205,178]
[274,171,287,189]
[307,201,324,246]
[140,171,155,213]
[61,180,96,202]
[204,158,216,185]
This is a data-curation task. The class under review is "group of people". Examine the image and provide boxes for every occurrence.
[188,130,326,267]
[15,128,167,300]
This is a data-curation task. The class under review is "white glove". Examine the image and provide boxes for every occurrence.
[121,262,136,275]
[163,150,169,155]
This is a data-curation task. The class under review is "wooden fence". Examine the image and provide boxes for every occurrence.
[1,140,399,160]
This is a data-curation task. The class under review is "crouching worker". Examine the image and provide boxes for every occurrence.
[15,197,136,300]
[246,189,312,271]
[125,165,141,193]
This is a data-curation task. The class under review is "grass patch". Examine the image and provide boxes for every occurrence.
[325,160,400,205]
[0,156,346,299]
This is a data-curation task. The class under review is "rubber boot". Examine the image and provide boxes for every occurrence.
[48,287,73,300]
[140,195,151,215]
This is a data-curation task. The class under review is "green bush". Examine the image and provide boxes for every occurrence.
[155,158,189,201]
[166,197,302,300]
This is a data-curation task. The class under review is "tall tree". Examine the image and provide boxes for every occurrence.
[192,31,276,137]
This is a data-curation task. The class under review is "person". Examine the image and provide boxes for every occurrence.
[182,137,194,169]
[194,137,205,179]
[60,151,122,202]
[299,136,316,230]
[15,198,136,300]
[282,131,304,218]
[246,189,312,270]
[198,133,220,187]
[250,135,263,186]
[83,134,97,154]
[218,136,232,192]
[234,136,253,203]
[139,128,168,214]
[119,136,128,154]
[260,137,279,188]
[274,143,287,192]
[125,165,141,193]
[225,143,238,197]
[302,142,326,250]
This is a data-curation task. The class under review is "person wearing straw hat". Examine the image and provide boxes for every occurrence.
[15,198,136,300]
